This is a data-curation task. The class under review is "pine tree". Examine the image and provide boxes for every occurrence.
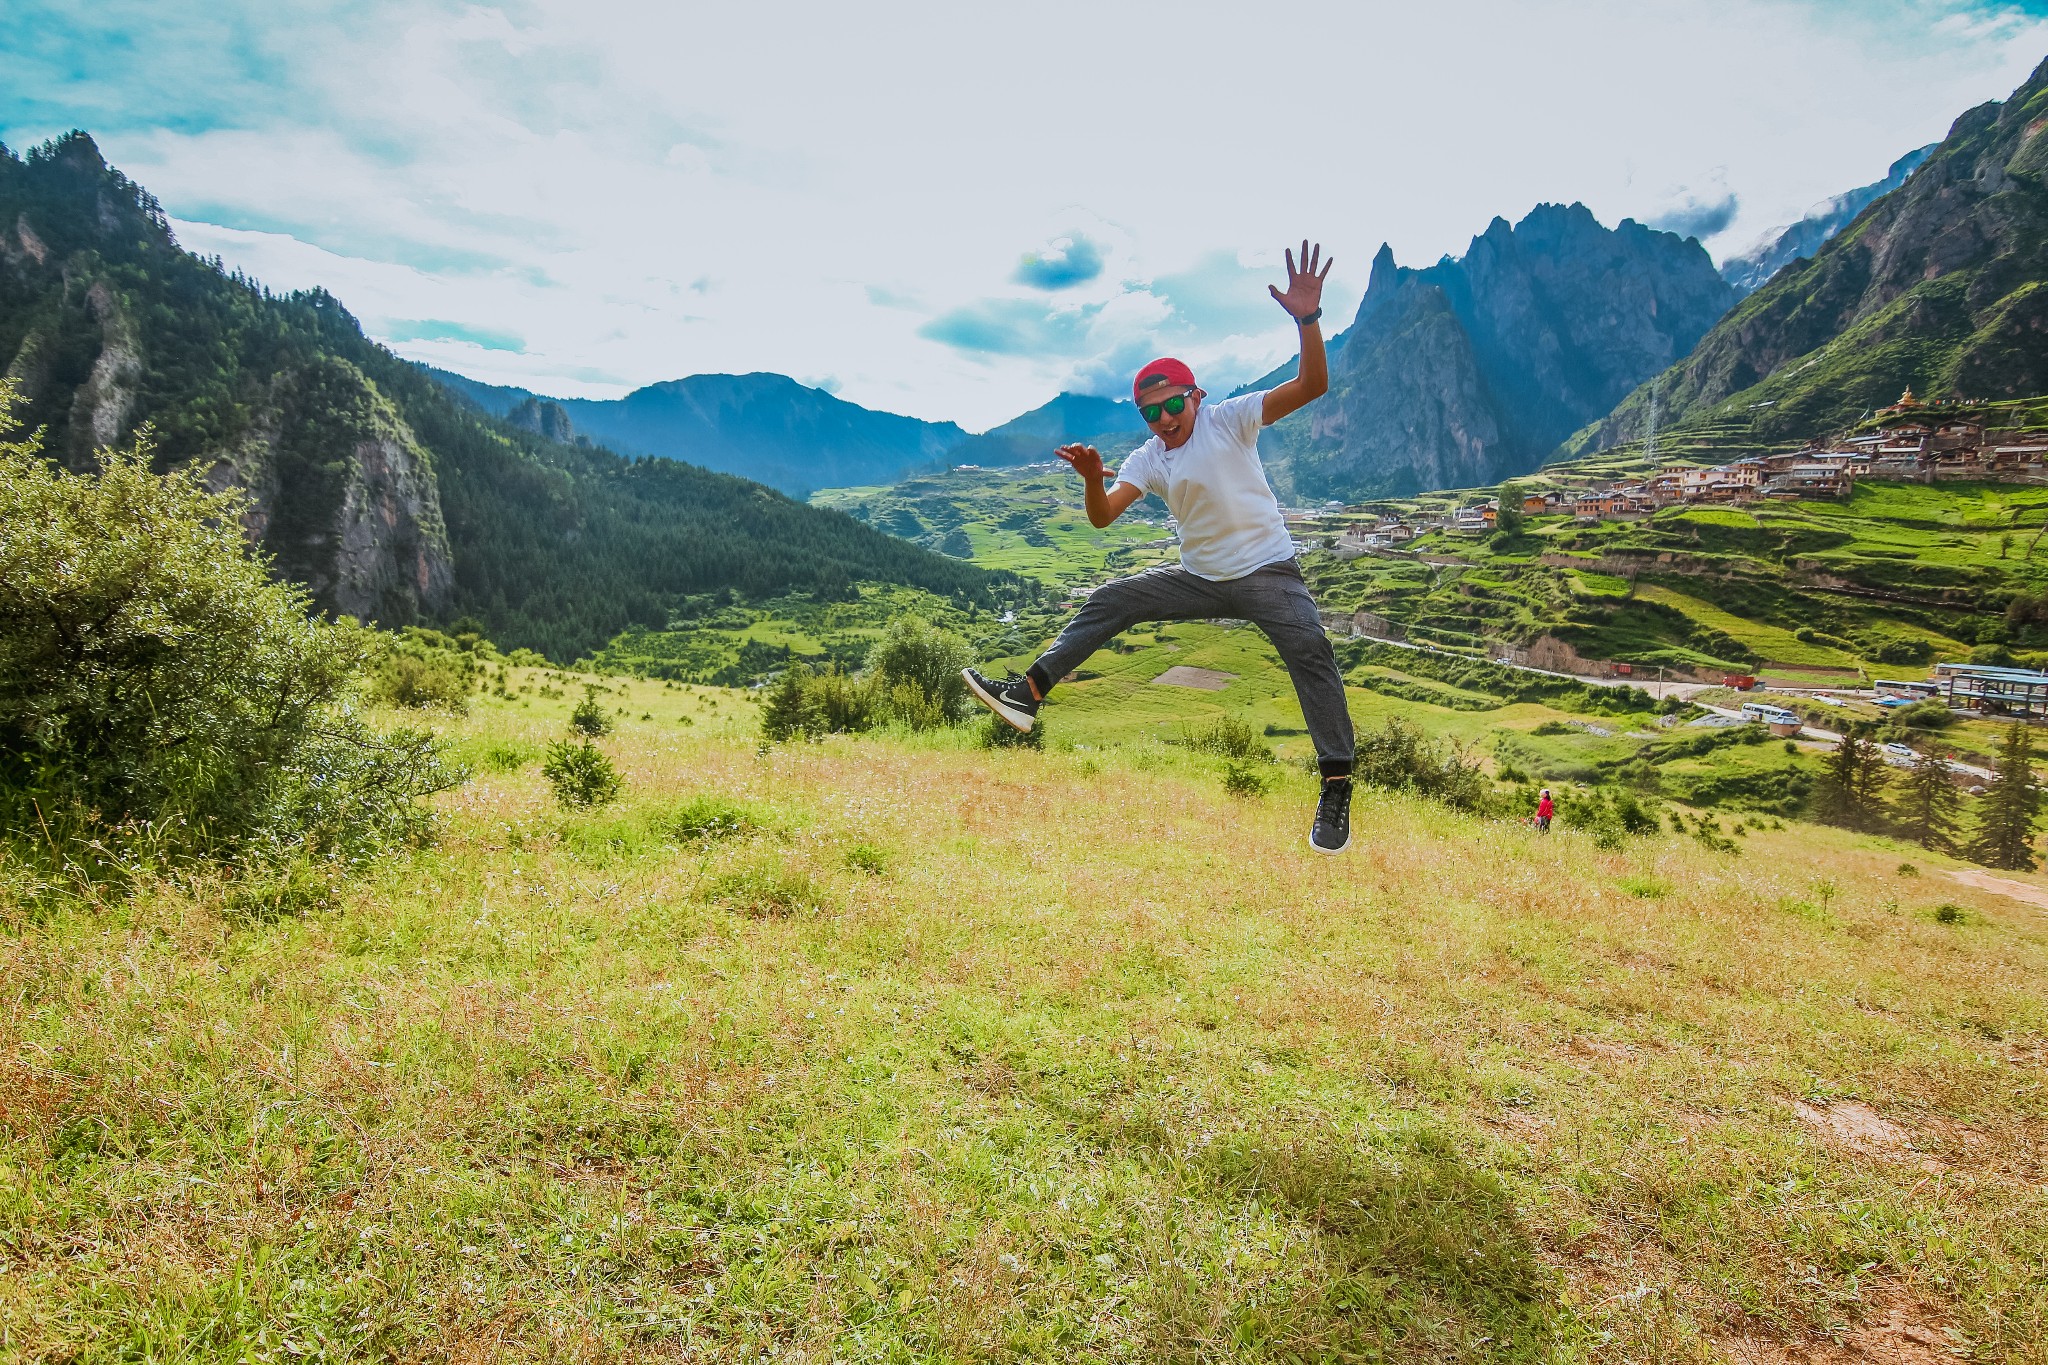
[1893,753,1962,854]
[1816,731,1889,830]
[1970,723,2042,870]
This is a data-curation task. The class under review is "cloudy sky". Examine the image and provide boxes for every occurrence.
[5,1,2046,430]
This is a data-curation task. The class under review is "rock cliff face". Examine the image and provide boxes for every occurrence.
[1572,58,2048,455]
[1275,203,1734,499]
[0,133,454,623]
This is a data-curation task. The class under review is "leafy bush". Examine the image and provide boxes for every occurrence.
[570,686,614,736]
[1552,787,1662,850]
[760,664,878,741]
[1177,714,1271,762]
[1221,761,1272,798]
[659,794,756,842]
[1860,633,1934,665]
[541,739,621,808]
[1353,718,1489,811]
[478,741,536,772]
[866,615,972,726]
[844,843,890,874]
[370,650,475,711]
[0,398,463,875]
[708,865,829,917]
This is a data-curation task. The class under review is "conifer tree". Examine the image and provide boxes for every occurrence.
[1815,730,1889,830]
[1893,752,1962,853]
[1970,723,2042,870]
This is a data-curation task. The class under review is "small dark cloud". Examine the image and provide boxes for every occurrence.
[1012,234,1104,290]
[919,299,1094,357]
[1648,190,1741,241]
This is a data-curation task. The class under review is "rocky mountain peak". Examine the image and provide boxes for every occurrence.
[1270,202,1733,499]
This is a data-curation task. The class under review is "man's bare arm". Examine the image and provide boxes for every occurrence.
[1056,443,1144,528]
[1262,240,1333,426]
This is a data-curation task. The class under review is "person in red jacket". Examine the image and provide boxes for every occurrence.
[1535,788,1554,833]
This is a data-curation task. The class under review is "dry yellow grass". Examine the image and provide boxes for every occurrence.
[2,673,2045,1362]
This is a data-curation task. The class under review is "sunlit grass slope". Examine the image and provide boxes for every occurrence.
[4,675,2047,1362]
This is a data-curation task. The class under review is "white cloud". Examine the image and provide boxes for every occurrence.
[8,0,2048,429]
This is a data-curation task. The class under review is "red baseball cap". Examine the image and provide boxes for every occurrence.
[1133,357,1196,404]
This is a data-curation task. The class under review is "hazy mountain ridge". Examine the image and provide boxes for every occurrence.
[1718,144,1939,297]
[426,366,967,497]
[0,133,1010,658]
[1264,203,1733,500]
[944,391,1146,469]
[1570,57,2048,457]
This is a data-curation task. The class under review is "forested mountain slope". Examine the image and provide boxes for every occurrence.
[0,132,1013,660]
[428,366,967,497]
[1570,58,2048,458]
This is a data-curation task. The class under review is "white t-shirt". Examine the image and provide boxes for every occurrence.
[1113,391,1295,581]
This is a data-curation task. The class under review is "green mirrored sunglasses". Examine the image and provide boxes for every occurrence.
[1140,394,1189,423]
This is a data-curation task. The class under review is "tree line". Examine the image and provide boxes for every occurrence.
[1816,722,2042,869]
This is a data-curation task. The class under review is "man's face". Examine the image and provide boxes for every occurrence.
[1139,384,1202,448]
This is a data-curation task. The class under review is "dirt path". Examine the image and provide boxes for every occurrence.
[1944,866,2048,911]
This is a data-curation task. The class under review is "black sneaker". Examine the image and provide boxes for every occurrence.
[963,667,1040,732]
[1310,777,1353,855]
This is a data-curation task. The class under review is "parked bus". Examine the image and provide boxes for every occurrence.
[1741,701,1803,735]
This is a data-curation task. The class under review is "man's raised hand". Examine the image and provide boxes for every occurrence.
[1055,443,1105,481]
[1269,240,1332,322]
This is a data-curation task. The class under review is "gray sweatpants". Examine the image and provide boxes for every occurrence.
[1029,558,1355,774]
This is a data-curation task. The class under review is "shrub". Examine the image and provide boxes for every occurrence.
[1554,788,1663,850]
[1178,714,1271,762]
[478,742,536,772]
[659,794,756,842]
[844,843,889,874]
[708,865,828,917]
[1353,718,1489,811]
[760,665,877,742]
[867,616,972,726]
[1222,761,1271,798]
[571,686,614,736]
[0,397,463,874]
[370,649,475,711]
[224,857,341,924]
[1933,902,1967,925]
[541,739,621,808]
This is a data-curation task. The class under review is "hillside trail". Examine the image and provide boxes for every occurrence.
[1942,866,2048,912]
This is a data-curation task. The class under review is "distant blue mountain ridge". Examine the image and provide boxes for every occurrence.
[424,367,1145,496]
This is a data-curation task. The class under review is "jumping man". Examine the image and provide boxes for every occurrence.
[963,241,1357,853]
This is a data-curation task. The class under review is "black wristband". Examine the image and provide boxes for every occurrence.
[1296,308,1323,327]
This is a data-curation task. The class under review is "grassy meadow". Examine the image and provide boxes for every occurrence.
[5,670,2048,1362]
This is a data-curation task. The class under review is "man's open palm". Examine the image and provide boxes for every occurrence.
[1269,240,1331,321]
[1055,443,1105,480]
